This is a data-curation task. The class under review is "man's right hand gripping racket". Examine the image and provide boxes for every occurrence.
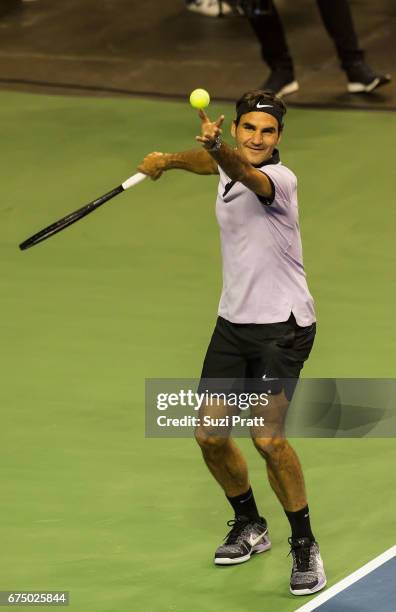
[19,172,147,251]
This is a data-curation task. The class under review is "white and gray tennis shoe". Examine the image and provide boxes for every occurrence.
[214,516,271,565]
[288,537,327,595]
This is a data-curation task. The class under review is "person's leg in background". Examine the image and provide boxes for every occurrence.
[245,0,299,96]
[245,0,391,95]
[316,0,391,92]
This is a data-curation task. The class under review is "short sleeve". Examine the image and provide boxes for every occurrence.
[256,164,297,209]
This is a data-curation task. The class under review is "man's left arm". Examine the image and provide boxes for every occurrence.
[196,110,273,199]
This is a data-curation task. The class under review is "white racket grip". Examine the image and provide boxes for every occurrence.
[121,172,147,191]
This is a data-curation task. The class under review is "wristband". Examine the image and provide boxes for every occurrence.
[204,136,222,152]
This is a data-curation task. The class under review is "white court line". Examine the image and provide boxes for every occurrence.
[294,545,396,612]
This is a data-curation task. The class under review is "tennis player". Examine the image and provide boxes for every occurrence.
[137,90,326,596]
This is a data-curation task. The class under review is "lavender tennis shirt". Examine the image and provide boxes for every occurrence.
[215,150,316,326]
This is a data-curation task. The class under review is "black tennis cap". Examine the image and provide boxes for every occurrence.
[235,90,287,131]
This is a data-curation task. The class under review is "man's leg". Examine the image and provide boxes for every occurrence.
[250,390,310,514]
[316,0,391,92]
[195,401,271,565]
[195,431,249,498]
[246,1,292,72]
[195,401,257,514]
[246,316,325,595]
[251,390,325,595]
[316,0,362,67]
[245,1,298,96]
[196,317,272,564]
[256,438,308,511]
[197,318,255,503]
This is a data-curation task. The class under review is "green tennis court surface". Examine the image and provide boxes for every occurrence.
[1,91,395,611]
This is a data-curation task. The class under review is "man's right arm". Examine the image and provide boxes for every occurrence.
[137,149,218,180]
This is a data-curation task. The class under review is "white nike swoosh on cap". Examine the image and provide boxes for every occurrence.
[256,103,273,108]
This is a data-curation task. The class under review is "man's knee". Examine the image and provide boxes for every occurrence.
[195,428,229,452]
[252,435,287,460]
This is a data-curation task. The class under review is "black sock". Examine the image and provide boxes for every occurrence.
[226,487,260,520]
[285,505,315,542]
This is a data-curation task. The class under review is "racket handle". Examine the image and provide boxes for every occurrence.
[122,172,147,190]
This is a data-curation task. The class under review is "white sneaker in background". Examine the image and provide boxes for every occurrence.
[186,0,232,17]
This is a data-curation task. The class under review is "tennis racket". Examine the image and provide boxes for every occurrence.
[19,172,147,251]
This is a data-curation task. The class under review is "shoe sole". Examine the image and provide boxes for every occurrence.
[214,538,272,566]
[290,576,327,596]
[277,81,299,97]
[186,4,232,16]
[348,75,391,93]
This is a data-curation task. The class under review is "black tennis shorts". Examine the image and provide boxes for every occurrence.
[199,313,316,401]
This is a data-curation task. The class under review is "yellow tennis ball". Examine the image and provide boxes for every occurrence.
[189,88,210,109]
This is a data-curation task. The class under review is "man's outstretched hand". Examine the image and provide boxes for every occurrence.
[196,109,225,150]
[137,152,167,180]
